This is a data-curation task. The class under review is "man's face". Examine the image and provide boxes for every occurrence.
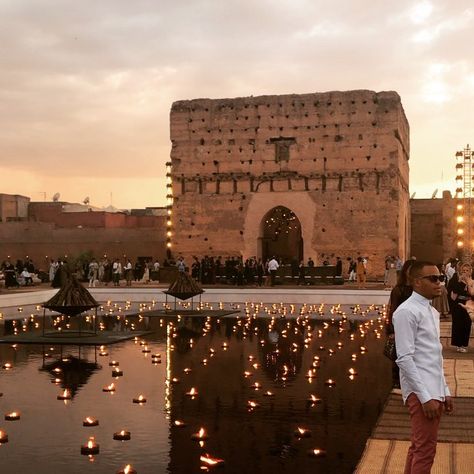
[414,265,442,299]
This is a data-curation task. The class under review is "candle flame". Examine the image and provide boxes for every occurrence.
[124,466,133,474]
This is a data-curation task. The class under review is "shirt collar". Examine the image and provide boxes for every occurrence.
[412,290,432,307]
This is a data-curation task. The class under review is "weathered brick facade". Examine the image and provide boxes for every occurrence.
[170,90,410,277]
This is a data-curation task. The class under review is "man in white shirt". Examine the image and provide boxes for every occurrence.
[393,260,453,474]
[267,256,279,286]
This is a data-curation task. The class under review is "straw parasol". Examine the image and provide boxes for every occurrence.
[42,276,99,335]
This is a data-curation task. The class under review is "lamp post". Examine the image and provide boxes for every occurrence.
[455,144,474,260]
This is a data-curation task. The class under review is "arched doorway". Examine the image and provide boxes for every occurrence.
[259,206,303,263]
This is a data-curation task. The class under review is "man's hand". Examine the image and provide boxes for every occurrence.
[444,396,453,415]
[422,400,441,419]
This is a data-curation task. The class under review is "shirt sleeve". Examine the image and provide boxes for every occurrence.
[393,307,432,404]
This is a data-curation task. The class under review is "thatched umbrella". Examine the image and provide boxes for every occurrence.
[42,276,99,335]
[164,272,204,311]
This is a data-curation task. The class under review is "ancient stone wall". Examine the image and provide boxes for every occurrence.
[169,90,410,278]
[410,191,456,263]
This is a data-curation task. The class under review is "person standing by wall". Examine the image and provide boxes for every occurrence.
[449,262,473,353]
[356,257,367,289]
[267,256,279,287]
[393,260,453,473]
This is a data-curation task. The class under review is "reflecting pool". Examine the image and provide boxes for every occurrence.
[0,303,392,473]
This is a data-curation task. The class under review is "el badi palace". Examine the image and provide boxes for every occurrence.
[169,89,456,273]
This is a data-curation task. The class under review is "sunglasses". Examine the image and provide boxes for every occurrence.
[420,275,446,283]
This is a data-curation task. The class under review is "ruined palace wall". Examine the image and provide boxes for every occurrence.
[170,90,409,277]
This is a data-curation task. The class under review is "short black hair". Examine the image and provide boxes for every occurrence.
[409,260,437,279]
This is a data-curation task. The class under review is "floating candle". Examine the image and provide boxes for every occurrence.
[2,363,12,370]
[57,389,72,400]
[113,430,131,441]
[173,420,187,427]
[200,453,225,468]
[102,383,116,392]
[294,427,312,438]
[307,394,322,404]
[247,400,259,409]
[83,417,99,427]
[263,391,274,397]
[81,436,99,455]
[191,427,208,440]
[325,379,336,386]
[0,430,8,444]
[109,361,120,367]
[142,346,151,353]
[5,412,20,421]
[117,465,137,474]
[112,368,123,377]
[185,387,198,398]
[348,368,358,376]
[308,448,327,457]
[132,395,146,404]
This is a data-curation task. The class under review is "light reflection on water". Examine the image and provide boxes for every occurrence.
[0,306,392,473]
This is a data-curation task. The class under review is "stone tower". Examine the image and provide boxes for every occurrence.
[169,90,409,277]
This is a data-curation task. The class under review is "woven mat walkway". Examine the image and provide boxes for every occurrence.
[355,321,474,473]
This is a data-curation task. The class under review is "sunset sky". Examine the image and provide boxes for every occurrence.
[1,0,473,209]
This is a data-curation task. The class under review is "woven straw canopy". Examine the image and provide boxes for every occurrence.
[164,272,204,300]
[43,276,99,316]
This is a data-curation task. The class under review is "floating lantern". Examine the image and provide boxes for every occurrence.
[0,430,8,444]
[243,371,253,378]
[102,383,116,393]
[294,427,312,438]
[132,395,146,404]
[83,417,99,427]
[170,377,180,384]
[251,382,261,390]
[183,368,192,374]
[81,436,99,455]
[113,430,131,441]
[99,350,108,356]
[200,453,225,468]
[308,448,327,457]
[263,391,274,397]
[305,370,315,379]
[307,394,321,404]
[173,420,187,427]
[5,412,20,421]
[142,346,151,353]
[112,368,123,377]
[117,465,137,474]
[52,378,61,384]
[247,400,259,410]
[109,361,120,367]
[2,363,12,370]
[348,368,358,376]
[57,389,72,400]
[325,379,336,387]
[191,427,208,441]
[186,387,198,398]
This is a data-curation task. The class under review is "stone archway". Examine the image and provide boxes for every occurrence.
[259,206,302,263]
[242,192,316,262]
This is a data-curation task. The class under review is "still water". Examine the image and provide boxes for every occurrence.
[0,304,392,473]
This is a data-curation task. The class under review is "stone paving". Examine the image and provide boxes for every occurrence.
[355,321,474,473]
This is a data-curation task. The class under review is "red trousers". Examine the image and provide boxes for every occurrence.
[404,393,443,474]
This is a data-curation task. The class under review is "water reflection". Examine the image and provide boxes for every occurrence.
[0,305,391,473]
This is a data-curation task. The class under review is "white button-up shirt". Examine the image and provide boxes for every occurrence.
[393,291,450,404]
